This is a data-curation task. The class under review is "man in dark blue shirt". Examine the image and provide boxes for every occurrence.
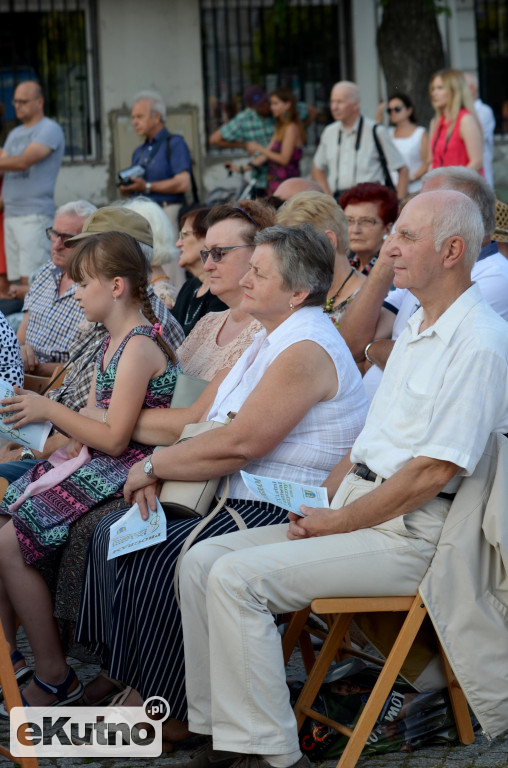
[119,90,192,242]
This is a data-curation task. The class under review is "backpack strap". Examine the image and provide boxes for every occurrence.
[166,133,200,203]
[372,124,396,192]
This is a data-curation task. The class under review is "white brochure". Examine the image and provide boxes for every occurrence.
[108,497,167,560]
[0,378,52,450]
[240,470,329,517]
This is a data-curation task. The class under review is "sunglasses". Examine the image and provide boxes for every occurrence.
[200,245,253,264]
[386,105,404,114]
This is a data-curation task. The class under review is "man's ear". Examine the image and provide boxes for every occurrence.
[442,235,467,270]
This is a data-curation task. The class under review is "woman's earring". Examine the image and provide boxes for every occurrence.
[289,302,294,311]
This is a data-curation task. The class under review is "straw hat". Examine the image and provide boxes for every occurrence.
[494,199,508,243]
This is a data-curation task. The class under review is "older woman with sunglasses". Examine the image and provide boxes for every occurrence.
[176,202,273,380]
[74,222,368,750]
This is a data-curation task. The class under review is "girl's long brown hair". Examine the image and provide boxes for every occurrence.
[70,231,177,364]
[271,87,305,144]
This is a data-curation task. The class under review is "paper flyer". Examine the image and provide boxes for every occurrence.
[107,498,167,560]
[0,378,52,450]
[240,470,329,517]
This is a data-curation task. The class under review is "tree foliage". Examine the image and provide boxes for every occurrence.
[377,0,446,127]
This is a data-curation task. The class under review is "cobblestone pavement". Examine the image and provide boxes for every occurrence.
[1,633,506,768]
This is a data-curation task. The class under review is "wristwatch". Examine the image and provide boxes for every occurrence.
[20,447,36,461]
[143,456,155,477]
[145,181,152,195]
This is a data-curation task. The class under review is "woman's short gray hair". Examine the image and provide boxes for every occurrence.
[254,223,334,307]
[133,90,166,119]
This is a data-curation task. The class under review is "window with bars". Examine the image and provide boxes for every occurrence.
[475,0,508,134]
[200,0,351,150]
[0,0,100,160]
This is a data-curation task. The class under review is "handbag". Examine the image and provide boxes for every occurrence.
[157,417,247,607]
[158,420,226,518]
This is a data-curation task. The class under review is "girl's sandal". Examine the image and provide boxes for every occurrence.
[0,665,83,719]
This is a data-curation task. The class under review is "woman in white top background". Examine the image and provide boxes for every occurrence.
[382,93,429,194]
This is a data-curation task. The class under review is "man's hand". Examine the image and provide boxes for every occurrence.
[118,177,147,195]
[20,344,39,372]
[287,507,345,540]
[0,441,24,463]
[0,149,8,159]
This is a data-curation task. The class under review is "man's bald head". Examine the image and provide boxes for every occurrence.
[275,178,327,201]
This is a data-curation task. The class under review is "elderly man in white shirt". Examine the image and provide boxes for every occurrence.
[312,81,408,200]
[178,189,508,768]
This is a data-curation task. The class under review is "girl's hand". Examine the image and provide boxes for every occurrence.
[0,387,49,428]
[65,439,84,459]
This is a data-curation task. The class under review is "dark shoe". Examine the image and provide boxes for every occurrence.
[0,650,32,702]
[182,739,242,768]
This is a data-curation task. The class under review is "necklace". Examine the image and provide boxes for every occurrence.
[323,268,355,313]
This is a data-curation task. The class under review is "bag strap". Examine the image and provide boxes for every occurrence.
[372,124,396,192]
[173,476,247,608]
[166,133,200,204]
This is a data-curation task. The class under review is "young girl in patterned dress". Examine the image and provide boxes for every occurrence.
[0,230,180,712]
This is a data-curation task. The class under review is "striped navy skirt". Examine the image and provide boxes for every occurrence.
[75,499,289,721]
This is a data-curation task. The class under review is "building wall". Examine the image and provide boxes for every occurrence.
[55,0,203,207]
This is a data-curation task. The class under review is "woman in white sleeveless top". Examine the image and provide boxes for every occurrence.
[386,93,429,194]
[74,221,368,750]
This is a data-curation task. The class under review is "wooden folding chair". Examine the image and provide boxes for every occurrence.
[283,593,474,768]
[0,619,38,767]
[23,364,66,395]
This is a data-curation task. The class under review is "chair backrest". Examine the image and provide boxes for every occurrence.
[23,365,66,396]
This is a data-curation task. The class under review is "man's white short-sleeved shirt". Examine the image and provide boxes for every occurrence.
[312,115,404,193]
[352,284,508,485]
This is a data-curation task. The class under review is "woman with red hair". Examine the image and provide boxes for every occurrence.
[339,182,398,274]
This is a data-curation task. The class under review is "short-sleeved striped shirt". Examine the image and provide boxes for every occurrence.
[23,262,84,363]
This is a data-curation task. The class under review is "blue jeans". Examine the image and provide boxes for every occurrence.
[0,459,39,484]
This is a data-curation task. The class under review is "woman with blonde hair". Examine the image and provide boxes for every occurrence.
[428,69,483,172]
[277,191,365,327]
[245,87,305,194]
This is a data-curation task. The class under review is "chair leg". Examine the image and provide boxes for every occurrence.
[336,596,427,768]
[294,612,354,731]
[0,619,38,767]
[438,644,475,745]
[282,607,311,666]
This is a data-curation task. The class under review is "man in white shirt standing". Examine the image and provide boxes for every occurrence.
[464,72,495,187]
[312,81,408,200]
[0,80,64,289]
[178,190,508,768]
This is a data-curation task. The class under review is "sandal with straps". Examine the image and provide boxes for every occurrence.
[0,665,84,719]
[0,650,33,702]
